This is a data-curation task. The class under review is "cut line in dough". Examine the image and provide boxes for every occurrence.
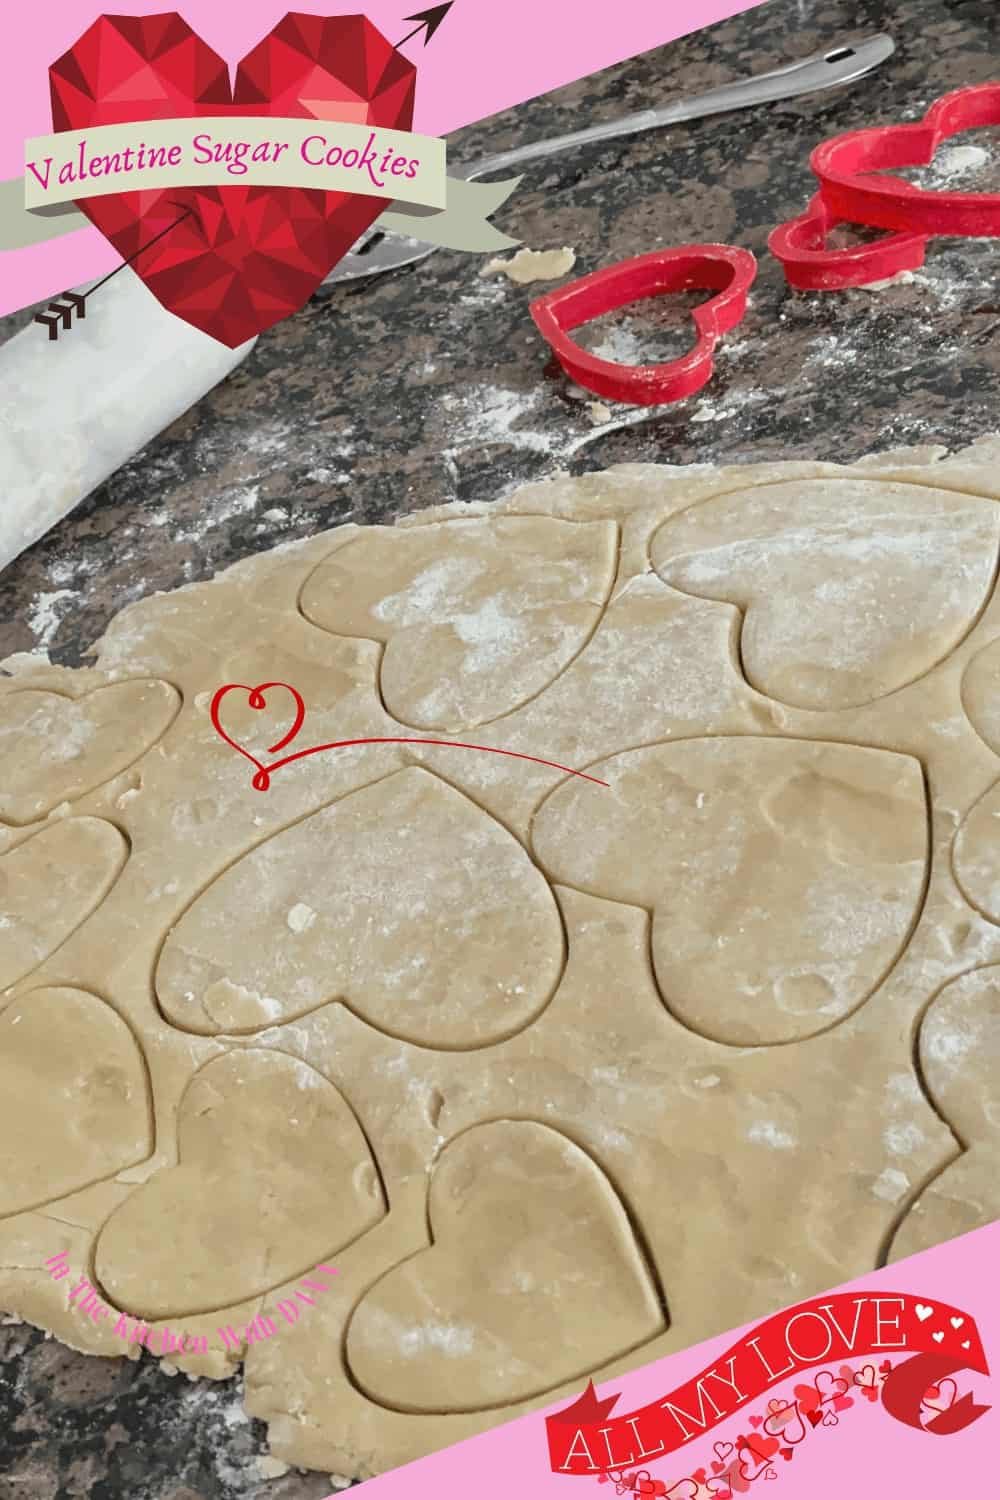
[1,442,998,1480]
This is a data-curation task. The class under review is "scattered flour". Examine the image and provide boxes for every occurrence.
[256,1454,291,1479]
[872,1167,910,1204]
[27,589,77,649]
[747,1120,797,1149]
[438,384,556,456]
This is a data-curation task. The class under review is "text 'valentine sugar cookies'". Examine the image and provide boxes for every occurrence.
[2,439,1000,1479]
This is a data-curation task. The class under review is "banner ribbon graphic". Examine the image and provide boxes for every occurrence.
[545,1290,991,1476]
[1,117,521,254]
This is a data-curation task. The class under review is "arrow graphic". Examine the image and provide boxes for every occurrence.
[397,3,455,49]
[35,208,192,340]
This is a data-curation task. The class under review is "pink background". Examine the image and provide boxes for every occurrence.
[354,1222,999,1498]
[0,0,766,315]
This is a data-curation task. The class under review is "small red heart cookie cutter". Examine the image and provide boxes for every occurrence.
[768,192,929,290]
[812,81,1000,237]
[530,244,757,406]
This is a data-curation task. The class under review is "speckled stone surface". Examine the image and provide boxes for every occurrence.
[1,0,997,1494]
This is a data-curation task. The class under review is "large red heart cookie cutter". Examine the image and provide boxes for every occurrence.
[530,244,757,406]
[49,13,418,346]
[768,192,929,290]
[811,82,1000,237]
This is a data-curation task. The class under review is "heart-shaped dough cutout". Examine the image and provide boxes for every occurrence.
[961,635,1000,756]
[299,517,617,731]
[94,1049,385,1319]
[650,479,1000,710]
[0,987,150,1216]
[155,767,563,1048]
[889,967,1000,1261]
[954,780,1000,924]
[0,680,180,825]
[0,818,128,990]
[532,738,927,1045]
[345,1120,664,1412]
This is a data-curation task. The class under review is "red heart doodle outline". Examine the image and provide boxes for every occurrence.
[209,681,610,790]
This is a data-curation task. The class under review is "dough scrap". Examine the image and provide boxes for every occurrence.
[480,246,577,284]
[2,442,1000,1479]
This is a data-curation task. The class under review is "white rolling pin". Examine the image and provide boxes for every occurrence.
[0,268,257,574]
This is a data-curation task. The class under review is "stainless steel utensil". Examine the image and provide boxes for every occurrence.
[318,33,895,290]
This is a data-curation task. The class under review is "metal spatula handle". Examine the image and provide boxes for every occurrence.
[320,33,895,287]
[460,35,896,182]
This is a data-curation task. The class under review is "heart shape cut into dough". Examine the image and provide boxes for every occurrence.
[0,680,180,826]
[961,636,1000,756]
[0,818,128,991]
[954,781,1000,924]
[890,967,1000,1261]
[345,1120,664,1411]
[155,767,563,1048]
[954,641,1000,915]
[94,1049,385,1319]
[300,517,618,732]
[0,987,150,1216]
[650,478,1000,710]
[49,13,416,346]
[532,738,927,1046]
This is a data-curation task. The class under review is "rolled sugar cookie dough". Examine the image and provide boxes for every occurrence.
[3,439,1000,1480]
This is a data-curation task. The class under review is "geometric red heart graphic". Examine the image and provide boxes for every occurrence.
[812,82,1000,237]
[50,13,416,345]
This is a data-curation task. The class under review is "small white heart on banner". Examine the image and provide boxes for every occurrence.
[932,1331,945,1343]
[962,1340,971,1350]
[916,1304,934,1322]
[951,1317,964,1329]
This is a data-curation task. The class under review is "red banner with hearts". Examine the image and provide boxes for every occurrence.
[545,1290,991,1477]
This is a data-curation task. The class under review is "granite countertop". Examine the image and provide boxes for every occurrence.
[1,0,997,1495]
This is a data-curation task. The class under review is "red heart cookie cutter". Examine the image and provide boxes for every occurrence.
[530,244,757,406]
[812,82,1000,237]
[768,192,929,290]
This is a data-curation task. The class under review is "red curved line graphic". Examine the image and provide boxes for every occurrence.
[254,739,610,790]
[208,681,609,790]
